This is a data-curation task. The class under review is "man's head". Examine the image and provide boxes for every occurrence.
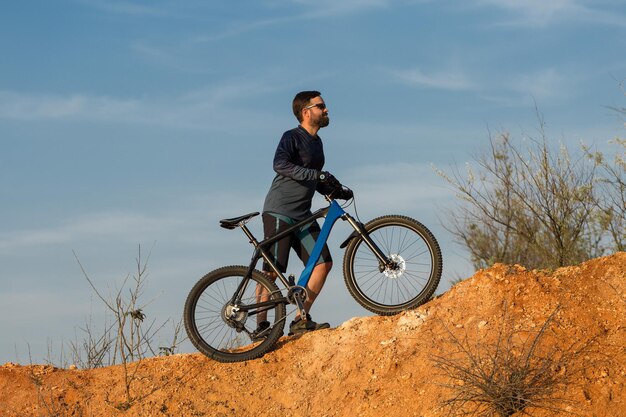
[293,90,329,129]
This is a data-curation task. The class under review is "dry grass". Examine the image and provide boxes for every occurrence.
[431,306,600,417]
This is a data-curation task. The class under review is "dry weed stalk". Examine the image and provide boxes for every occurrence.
[73,245,183,409]
[431,306,598,417]
[27,346,70,417]
[69,315,115,369]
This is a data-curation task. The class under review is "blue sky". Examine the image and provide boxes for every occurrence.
[1,0,625,363]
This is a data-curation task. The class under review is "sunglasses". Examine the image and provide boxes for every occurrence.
[304,102,327,110]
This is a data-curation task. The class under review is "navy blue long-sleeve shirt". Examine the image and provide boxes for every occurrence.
[263,126,330,219]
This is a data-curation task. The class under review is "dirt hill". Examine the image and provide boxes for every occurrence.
[1,253,625,417]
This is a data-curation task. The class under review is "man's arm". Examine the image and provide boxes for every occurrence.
[272,134,319,181]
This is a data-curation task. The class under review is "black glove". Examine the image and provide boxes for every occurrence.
[318,171,339,186]
[331,187,354,200]
[319,171,351,199]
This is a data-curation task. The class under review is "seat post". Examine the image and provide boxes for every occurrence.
[240,223,259,247]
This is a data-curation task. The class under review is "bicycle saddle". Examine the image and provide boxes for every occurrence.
[219,212,260,229]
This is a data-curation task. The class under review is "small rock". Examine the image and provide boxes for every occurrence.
[380,337,396,346]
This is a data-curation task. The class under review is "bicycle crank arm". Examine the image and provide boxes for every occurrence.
[291,292,307,320]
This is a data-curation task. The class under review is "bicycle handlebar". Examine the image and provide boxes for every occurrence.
[325,183,353,201]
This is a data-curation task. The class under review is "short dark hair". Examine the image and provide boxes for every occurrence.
[292,90,321,122]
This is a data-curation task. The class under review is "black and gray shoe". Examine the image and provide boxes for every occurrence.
[288,314,330,336]
[250,320,271,342]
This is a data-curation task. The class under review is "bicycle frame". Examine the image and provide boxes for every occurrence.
[231,199,390,313]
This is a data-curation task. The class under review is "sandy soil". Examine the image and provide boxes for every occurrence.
[1,252,624,417]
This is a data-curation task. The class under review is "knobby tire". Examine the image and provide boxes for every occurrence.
[184,266,286,363]
[343,215,442,315]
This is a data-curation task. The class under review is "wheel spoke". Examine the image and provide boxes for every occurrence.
[184,267,287,362]
[345,217,442,313]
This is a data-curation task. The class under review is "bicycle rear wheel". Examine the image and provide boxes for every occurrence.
[184,266,286,362]
[343,215,442,315]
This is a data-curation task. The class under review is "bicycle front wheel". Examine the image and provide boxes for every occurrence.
[184,266,286,362]
[343,215,442,315]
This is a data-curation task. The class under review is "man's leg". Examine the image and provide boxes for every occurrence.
[261,261,331,322]
[255,271,275,324]
[302,261,332,315]
[288,260,332,334]
[292,220,333,322]
[257,213,291,325]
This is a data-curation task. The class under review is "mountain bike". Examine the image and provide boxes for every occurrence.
[184,183,442,362]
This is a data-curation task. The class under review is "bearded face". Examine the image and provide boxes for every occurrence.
[301,97,329,129]
[315,111,330,128]
[307,103,329,128]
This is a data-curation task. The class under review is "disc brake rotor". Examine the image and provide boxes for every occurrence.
[383,254,406,279]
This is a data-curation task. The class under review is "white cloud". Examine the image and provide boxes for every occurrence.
[389,67,476,91]
[0,212,170,251]
[73,0,167,16]
[511,68,570,101]
[77,0,394,20]
[478,0,576,20]
[271,0,393,11]
[0,292,92,323]
[340,162,454,218]
[129,41,208,74]
[288,0,391,14]
[0,91,141,122]
[473,0,626,27]
[191,0,398,43]
[0,81,282,131]
[387,65,575,104]
[0,189,268,255]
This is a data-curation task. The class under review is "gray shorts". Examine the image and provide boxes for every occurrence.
[262,212,332,273]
